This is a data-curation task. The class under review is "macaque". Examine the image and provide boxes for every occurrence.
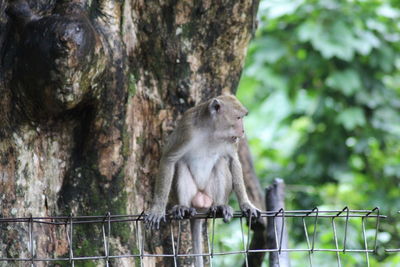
[145,94,261,267]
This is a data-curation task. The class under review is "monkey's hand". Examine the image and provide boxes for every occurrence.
[240,202,261,219]
[144,209,167,230]
[209,205,233,223]
[171,205,197,220]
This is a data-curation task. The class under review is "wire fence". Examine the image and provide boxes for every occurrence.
[1,207,399,266]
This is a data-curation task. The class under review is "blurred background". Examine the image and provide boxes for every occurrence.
[218,0,400,266]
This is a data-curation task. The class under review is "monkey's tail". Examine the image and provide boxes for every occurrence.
[190,218,204,267]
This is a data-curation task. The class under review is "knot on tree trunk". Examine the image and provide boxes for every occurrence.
[7,0,105,121]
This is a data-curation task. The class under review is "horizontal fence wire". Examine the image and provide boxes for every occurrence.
[0,207,398,266]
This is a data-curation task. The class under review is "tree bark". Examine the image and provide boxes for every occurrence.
[0,0,260,266]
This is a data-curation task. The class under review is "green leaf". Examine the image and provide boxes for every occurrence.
[297,20,318,42]
[253,37,287,64]
[298,20,357,60]
[326,69,362,96]
[370,45,395,72]
[260,0,305,19]
[353,30,381,55]
[336,107,366,130]
[377,4,400,19]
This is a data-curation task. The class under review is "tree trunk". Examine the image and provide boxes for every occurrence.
[0,0,260,266]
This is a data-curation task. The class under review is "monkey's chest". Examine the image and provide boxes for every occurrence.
[184,152,220,190]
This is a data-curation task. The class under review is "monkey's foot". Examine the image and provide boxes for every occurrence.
[209,205,233,223]
[170,205,197,220]
[240,203,261,219]
[144,211,166,230]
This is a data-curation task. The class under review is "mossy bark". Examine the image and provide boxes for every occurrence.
[0,0,261,266]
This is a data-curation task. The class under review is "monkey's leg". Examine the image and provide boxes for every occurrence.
[207,158,233,223]
[172,161,197,219]
[230,155,262,219]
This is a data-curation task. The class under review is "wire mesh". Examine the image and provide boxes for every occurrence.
[385,212,400,254]
[0,207,391,266]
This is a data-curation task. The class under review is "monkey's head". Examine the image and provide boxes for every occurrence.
[208,94,248,143]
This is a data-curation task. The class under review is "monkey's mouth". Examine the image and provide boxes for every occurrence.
[231,136,240,143]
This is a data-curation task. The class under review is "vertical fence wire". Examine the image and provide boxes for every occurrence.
[169,223,178,267]
[67,214,75,267]
[302,216,313,267]
[210,214,216,259]
[273,213,281,266]
[245,215,252,266]
[29,215,34,267]
[370,207,380,253]
[177,220,181,259]
[101,212,111,267]
[278,209,285,255]
[205,218,213,267]
[311,207,319,253]
[136,213,144,267]
[331,217,341,267]
[361,217,370,267]
[239,218,249,267]
[341,207,350,254]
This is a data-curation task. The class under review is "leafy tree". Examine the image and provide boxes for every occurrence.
[238,0,400,264]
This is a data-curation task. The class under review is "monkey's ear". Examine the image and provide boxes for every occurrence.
[209,99,221,115]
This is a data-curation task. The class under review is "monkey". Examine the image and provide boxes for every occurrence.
[145,94,261,267]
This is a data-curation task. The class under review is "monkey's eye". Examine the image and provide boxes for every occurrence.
[237,116,241,120]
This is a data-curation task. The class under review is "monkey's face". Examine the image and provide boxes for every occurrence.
[233,115,245,138]
[209,95,248,142]
[220,112,246,143]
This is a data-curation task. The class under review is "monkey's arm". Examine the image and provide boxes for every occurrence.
[230,153,261,218]
[150,157,176,211]
[145,131,191,229]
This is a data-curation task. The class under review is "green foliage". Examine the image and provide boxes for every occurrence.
[212,220,250,266]
[236,0,400,264]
